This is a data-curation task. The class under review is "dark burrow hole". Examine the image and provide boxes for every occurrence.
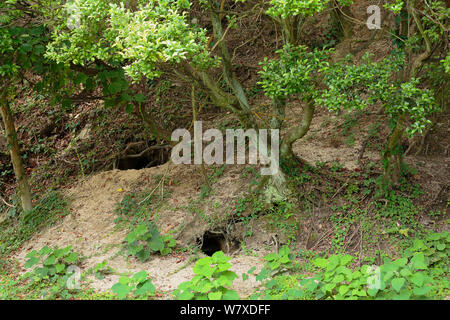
[200,231,226,256]
[116,142,170,170]
[199,231,239,256]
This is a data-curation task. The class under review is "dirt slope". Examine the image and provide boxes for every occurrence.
[13,163,265,298]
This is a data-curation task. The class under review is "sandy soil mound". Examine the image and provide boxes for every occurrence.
[13,163,264,298]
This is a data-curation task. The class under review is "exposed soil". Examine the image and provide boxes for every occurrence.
[12,163,269,298]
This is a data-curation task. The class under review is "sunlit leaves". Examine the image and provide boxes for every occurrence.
[258,44,332,99]
[45,0,217,81]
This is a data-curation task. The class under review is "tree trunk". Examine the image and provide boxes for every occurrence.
[280,101,315,162]
[257,101,315,202]
[330,0,354,39]
[0,97,33,212]
[382,114,405,185]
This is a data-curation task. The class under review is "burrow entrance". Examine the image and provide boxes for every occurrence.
[116,141,170,170]
[198,230,239,256]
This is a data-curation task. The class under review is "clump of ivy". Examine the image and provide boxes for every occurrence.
[0,191,70,257]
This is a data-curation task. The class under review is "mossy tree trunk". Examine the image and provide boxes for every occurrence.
[382,114,405,185]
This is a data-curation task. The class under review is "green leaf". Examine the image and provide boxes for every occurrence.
[132,270,148,283]
[38,246,52,256]
[43,255,57,266]
[313,258,328,268]
[340,254,354,266]
[338,285,350,296]
[410,273,424,287]
[393,258,408,268]
[413,286,431,296]
[179,290,195,300]
[410,253,427,270]
[269,260,281,270]
[391,278,406,292]
[264,252,277,262]
[111,283,132,299]
[334,274,345,283]
[25,257,39,269]
[222,289,239,300]
[65,252,78,264]
[399,268,412,277]
[135,280,155,296]
[55,264,66,273]
[25,250,38,259]
[208,291,222,300]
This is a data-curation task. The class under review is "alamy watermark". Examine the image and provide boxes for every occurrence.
[367,5,381,30]
[66,265,81,290]
[171,121,280,176]
[66,0,81,30]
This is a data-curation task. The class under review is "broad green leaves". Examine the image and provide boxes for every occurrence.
[173,251,239,300]
[124,222,177,262]
[22,245,82,299]
[111,270,155,300]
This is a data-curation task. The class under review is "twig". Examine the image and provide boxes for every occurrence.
[0,195,14,208]
[138,162,171,205]
[331,178,350,199]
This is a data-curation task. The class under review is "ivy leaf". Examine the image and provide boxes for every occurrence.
[264,253,277,262]
[393,258,408,268]
[55,264,66,273]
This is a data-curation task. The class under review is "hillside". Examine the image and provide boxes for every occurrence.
[0,0,449,302]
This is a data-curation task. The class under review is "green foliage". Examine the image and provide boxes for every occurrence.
[0,260,114,300]
[0,191,69,256]
[46,0,217,81]
[266,0,331,19]
[89,261,113,280]
[318,51,438,137]
[266,202,300,244]
[22,245,81,299]
[374,180,424,228]
[173,251,239,300]
[124,222,177,262]
[111,270,155,300]
[260,246,296,277]
[403,232,449,270]
[258,44,332,100]
[443,53,450,74]
[248,246,300,299]
[286,252,436,300]
[384,0,404,14]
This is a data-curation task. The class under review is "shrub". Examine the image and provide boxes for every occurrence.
[173,251,239,300]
